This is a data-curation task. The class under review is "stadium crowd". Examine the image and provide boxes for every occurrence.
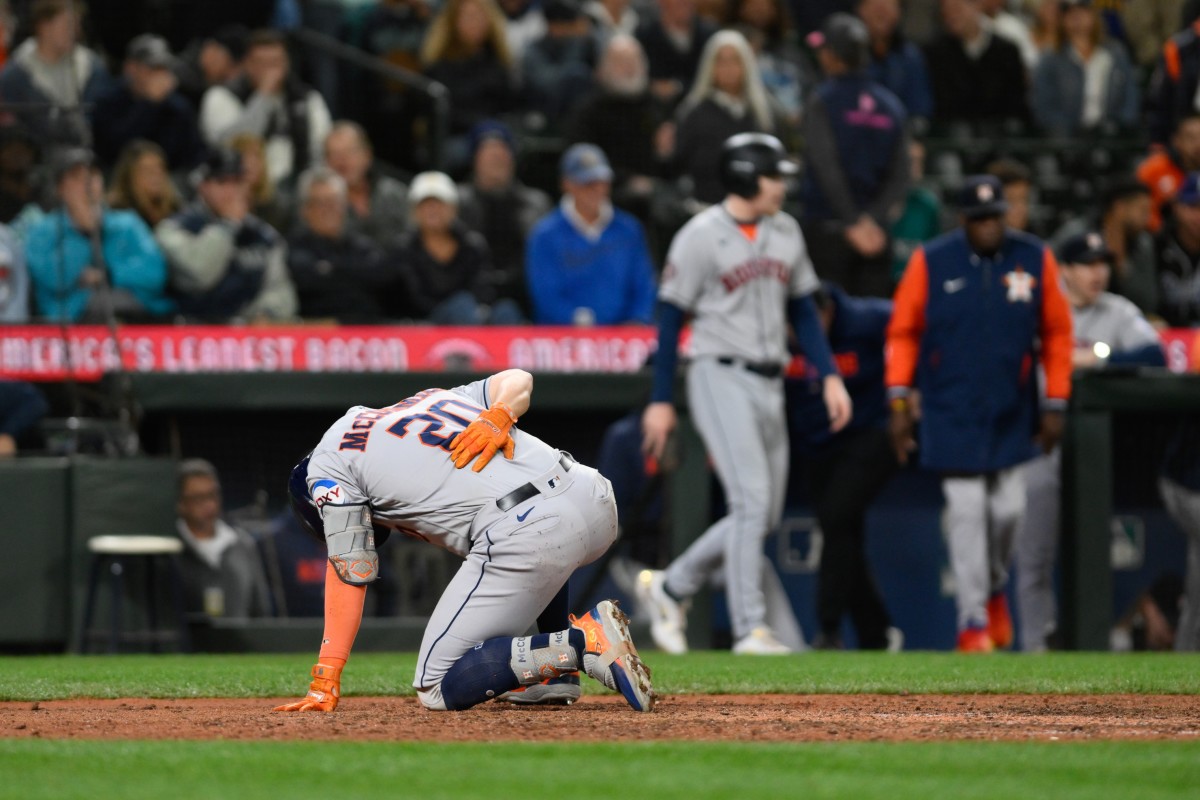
[1,0,1199,653]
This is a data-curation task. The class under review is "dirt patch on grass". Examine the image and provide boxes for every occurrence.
[3,695,1198,742]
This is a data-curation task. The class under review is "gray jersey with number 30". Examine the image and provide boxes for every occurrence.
[306,379,560,557]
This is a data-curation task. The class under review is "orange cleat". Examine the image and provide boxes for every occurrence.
[987,593,1014,650]
[956,626,995,653]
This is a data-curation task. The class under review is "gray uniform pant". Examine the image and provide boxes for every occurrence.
[665,358,790,640]
[1159,477,1200,652]
[413,462,618,690]
[942,467,1025,631]
[1014,448,1061,652]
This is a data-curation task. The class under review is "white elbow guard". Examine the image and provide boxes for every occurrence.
[323,503,379,585]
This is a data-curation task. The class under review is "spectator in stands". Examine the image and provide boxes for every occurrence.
[1138,113,1200,233]
[497,0,546,70]
[1027,0,1061,53]
[287,166,394,323]
[106,140,182,229]
[725,0,808,127]
[1148,11,1200,145]
[0,0,109,152]
[1015,231,1165,652]
[457,121,551,316]
[229,132,293,233]
[200,29,333,185]
[1051,178,1157,315]
[985,158,1033,233]
[522,0,600,125]
[0,2,13,72]
[525,143,657,324]
[568,34,672,220]
[788,0,854,36]
[1031,0,1139,137]
[674,29,779,206]
[637,0,717,104]
[924,0,1029,126]
[421,0,519,169]
[1122,0,1187,67]
[887,174,1074,652]
[801,13,910,298]
[586,0,640,36]
[981,0,1038,69]
[388,170,518,323]
[857,0,934,122]
[26,148,173,323]
[0,127,37,224]
[889,138,944,283]
[176,458,273,619]
[91,35,204,171]
[323,122,408,248]
[0,221,27,321]
[177,25,247,111]
[156,148,296,322]
[1155,172,1200,327]
[0,380,47,457]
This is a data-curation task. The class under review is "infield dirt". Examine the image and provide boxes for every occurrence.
[2,695,1198,742]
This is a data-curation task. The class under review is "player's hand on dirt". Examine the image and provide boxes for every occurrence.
[450,402,517,472]
[274,663,342,712]
[1036,410,1065,454]
[888,398,916,465]
[641,402,677,462]
[823,375,853,433]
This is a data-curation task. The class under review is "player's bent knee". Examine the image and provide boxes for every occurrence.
[417,684,448,711]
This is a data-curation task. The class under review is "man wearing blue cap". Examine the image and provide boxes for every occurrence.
[887,174,1074,652]
[525,143,657,325]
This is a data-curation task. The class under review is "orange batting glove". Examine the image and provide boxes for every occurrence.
[450,402,517,472]
[274,663,342,712]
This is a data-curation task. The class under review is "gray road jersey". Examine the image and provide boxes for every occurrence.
[1072,292,1161,353]
[306,379,560,557]
[659,204,819,365]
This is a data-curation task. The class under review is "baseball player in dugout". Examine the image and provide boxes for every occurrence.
[639,132,854,656]
[886,174,1074,653]
[276,369,656,712]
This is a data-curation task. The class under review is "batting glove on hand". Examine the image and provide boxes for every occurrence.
[274,663,342,712]
[450,402,517,472]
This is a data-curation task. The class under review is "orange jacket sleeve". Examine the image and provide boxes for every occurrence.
[885,248,928,392]
[1039,250,1074,403]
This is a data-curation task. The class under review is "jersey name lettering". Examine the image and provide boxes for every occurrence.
[719,257,790,293]
[338,407,394,451]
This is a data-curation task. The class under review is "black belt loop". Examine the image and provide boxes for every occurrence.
[716,356,783,379]
[496,453,575,512]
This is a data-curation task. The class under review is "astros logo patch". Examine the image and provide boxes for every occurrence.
[1003,267,1037,303]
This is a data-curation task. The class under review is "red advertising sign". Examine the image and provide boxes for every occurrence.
[0,325,659,381]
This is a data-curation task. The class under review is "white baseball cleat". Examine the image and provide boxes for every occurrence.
[636,569,689,654]
[732,627,792,655]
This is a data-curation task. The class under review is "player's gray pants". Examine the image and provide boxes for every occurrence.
[1159,477,1200,652]
[1014,448,1061,652]
[665,358,789,640]
[413,462,618,690]
[942,468,1025,631]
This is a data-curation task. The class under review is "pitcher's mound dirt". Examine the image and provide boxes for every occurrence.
[3,695,1198,742]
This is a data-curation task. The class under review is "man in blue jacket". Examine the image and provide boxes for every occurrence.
[525,144,657,325]
[789,282,902,650]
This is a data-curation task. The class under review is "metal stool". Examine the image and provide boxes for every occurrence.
[79,535,191,654]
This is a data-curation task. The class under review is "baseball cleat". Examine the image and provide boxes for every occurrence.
[987,593,1014,650]
[636,569,689,654]
[956,625,995,653]
[570,600,657,712]
[497,672,581,705]
[732,627,792,655]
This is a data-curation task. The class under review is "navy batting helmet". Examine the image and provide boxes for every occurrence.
[288,452,391,546]
[718,133,798,199]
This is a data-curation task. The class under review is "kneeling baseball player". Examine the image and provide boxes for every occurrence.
[276,369,656,712]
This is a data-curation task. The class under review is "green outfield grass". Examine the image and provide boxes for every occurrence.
[1,650,1199,701]
[2,652,1199,799]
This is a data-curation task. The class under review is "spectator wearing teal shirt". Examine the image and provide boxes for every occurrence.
[25,149,173,323]
[890,139,943,283]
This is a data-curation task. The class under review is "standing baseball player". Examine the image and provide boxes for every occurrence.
[275,368,656,712]
[638,132,853,655]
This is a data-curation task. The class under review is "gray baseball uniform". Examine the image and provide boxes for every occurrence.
[657,204,819,641]
[1014,292,1163,651]
[306,378,618,690]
